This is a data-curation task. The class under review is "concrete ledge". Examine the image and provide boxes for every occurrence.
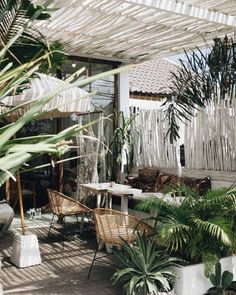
[132,167,236,182]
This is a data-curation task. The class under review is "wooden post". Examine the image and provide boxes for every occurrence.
[6,179,10,204]
[16,171,26,235]
[59,159,63,193]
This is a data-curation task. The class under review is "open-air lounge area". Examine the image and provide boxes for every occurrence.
[2,1,236,295]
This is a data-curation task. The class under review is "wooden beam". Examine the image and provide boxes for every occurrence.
[127,0,236,27]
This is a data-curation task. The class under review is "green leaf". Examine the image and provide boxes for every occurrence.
[221,271,233,290]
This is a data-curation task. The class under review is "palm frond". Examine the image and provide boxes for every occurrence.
[0,0,51,65]
[166,35,236,141]
[191,216,232,246]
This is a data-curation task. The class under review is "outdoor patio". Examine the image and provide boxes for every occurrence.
[1,1,236,294]
[0,214,121,295]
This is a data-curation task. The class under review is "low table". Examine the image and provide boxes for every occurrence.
[107,186,142,213]
[80,182,133,210]
[80,183,110,208]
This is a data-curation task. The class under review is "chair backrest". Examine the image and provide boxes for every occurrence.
[47,189,91,216]
[93,208,153,247]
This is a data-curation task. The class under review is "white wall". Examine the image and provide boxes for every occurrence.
[119,71,130,116]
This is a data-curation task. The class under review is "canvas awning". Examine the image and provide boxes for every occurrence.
[1,73,91,120]
[34,0,236,62]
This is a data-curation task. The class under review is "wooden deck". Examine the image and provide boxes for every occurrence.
[0,216,122,295]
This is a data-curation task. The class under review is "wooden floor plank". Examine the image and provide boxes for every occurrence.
[0,218,122,295]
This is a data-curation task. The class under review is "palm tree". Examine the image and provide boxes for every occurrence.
[165,36,236,143]
[137,185,236,275]
[0,0,66,72]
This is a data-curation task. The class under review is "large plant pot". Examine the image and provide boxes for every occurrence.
[174,256,236,295]
[10,234,41,268]
[0,201,14,238]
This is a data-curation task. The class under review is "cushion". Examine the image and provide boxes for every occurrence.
[192,177,211,196]
[138,168,159,184]
[158,174,171,185]
[169,175,182,186]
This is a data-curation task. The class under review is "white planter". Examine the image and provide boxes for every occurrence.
[174,256,235,295]
[10,234,41,268]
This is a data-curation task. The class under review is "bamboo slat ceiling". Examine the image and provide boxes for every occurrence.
[34,0,236,62]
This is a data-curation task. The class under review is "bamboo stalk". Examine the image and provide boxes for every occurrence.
[6,179,10,204]
[16,171,26,235]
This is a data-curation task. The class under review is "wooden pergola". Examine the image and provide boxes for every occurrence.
[34,0,236,62]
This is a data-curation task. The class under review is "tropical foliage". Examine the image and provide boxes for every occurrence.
[137,185,236,275]
[0,56,131,186]
[0,0,67,73]
[109,111,136,182]
[112,233,182,295]
[0,0,132,187]
[165,35,236,143]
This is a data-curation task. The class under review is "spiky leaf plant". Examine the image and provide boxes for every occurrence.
[112,233,183,295]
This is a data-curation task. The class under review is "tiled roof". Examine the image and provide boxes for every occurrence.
[129,59,178,95]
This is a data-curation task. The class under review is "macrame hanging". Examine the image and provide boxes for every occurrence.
[76,112,106,200]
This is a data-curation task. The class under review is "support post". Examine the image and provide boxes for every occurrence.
[175,142,182,177]
[6,179,10,204]
[16,171,25,235]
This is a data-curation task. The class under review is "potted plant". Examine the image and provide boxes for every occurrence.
[137,185,236,295]
[109,111,137,183]
[112,233,183,295]
[204,262,236,295]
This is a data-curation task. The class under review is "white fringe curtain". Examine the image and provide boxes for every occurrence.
[131,109,176,168]
[76,112,106,200]
[185,100,236,171]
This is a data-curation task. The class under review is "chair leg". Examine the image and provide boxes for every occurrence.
[62,217,66,249]
[87,240,100,280]
[32,192,36,209]
[80,213,85,235]
[47,214,55,239]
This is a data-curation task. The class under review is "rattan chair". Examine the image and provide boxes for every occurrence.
[10,179,36,209]
[87,208,154,279]
[47,189,92,244]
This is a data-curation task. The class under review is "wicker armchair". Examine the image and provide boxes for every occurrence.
[47,189,92,244]
[10,179,36,209]
[88,208,154,278]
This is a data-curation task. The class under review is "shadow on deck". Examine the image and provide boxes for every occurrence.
[0,214,122,295]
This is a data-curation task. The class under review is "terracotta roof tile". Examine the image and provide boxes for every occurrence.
[130,59,178,95]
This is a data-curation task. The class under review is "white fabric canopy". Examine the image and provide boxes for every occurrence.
[34,0,236,62]
[1,73,91,119]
